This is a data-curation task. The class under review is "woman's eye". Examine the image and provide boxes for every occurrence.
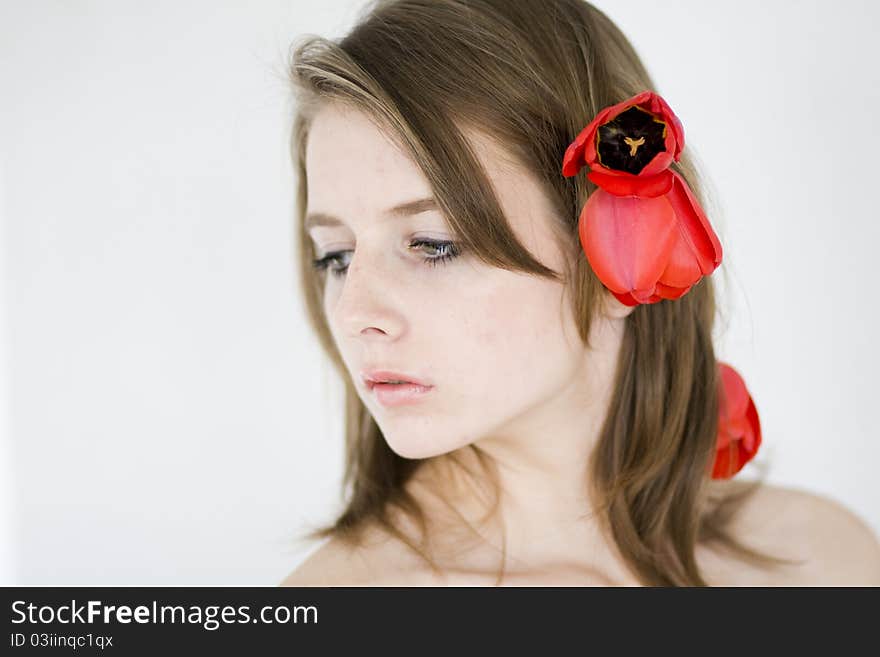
[311,250,352,278]
[311,239,462,278]
[409,238,461,265]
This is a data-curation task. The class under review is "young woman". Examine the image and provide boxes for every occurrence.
[280,0,880,586]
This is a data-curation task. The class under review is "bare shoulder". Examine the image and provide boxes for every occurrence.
[279,537,373,587]
[279,526,431,587]
[780,485,880,585]
[706,481,880,586]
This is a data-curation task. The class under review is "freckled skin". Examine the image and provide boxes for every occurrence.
[305,102,636,573]
[307,105,608,458]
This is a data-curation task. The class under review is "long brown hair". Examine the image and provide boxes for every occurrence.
[287,0,801,585]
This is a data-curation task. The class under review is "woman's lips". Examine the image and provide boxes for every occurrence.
[368,381,434,407]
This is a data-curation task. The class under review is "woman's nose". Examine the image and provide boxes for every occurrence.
[330,249,406,340]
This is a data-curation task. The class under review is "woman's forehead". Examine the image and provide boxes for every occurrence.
[304,103,562,258]
[305,104,435,222]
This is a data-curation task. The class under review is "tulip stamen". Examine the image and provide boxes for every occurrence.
[624,136,645,156]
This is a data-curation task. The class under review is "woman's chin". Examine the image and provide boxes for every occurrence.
[381,432,467,461]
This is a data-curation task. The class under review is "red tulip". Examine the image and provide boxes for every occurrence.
[711,362,762,479]
[561,91,722,306]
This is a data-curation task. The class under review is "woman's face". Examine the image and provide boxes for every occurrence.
[304,103,594,459]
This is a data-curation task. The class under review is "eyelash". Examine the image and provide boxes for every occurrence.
[311,238,462,278]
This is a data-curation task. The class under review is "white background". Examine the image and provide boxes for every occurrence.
[1,0,877,584]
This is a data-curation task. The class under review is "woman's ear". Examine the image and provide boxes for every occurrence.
[599,289,637,320]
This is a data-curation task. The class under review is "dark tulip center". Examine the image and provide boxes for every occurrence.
[596,106,667,174]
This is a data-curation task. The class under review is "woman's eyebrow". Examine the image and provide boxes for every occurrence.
[304,197,438,231]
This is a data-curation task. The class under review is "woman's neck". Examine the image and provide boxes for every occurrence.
[401,311,629,573]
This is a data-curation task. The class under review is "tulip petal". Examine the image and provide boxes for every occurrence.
[613,290,664,305]
[659,230,706,289]
[561,127,592,177]
[587,169,674,198]
[654,281,691,300]
[719,363,750,419]
[645,93,685,159]
[612,291,640,306]
[712,440,737,479]
[743,398,762,454]
[666,171,722,275]
[712,363,762,479]
[716,424,732,450]
[579,190,678,296]
[562,98,637,176]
